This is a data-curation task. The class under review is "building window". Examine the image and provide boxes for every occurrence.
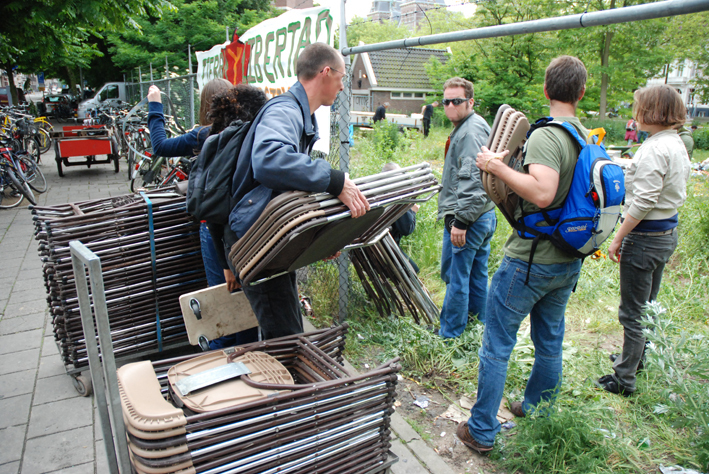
[390,91,426,100]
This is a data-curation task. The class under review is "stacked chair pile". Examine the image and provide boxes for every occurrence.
[229,163,440,285]
[480,104,530,226]
[31,188,206,370]
[350,233,437,325]
[117,325,401,474]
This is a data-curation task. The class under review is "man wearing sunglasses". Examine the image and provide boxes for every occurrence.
[229,42,369,339]
[437,77,496,340]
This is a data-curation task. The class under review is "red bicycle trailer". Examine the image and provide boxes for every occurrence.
[51,125,120,177]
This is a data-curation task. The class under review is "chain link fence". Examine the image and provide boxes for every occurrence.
[125,73,198,130]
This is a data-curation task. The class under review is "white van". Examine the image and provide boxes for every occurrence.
[77,82,128,118]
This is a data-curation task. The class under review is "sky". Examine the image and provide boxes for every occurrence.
[318,0,477,24]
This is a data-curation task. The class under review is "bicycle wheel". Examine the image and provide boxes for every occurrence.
[129,156,154,192]
[25,137,41,162]
[0,171,25,209]
[37,128,51,154]
[19,155,47,193]
[5,167,34,206]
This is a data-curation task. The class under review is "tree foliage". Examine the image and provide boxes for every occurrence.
[0,0,173,101]
[107,0,274,78]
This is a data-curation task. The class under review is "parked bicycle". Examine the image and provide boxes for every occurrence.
[0,139,37,207]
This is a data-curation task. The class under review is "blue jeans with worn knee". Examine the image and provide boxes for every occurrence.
[468,255,582,446]
[440,210,496,338]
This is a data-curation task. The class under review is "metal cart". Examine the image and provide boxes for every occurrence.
[51,125,120,177]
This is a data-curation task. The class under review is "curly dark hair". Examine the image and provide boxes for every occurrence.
[208,85,268,136]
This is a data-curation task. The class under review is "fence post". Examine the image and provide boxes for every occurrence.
[138,67,144,98]
[165,56,171,101]
[337,0,351,324]
[188,45,195,128]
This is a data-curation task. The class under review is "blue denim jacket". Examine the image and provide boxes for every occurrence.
[228,81,345,240]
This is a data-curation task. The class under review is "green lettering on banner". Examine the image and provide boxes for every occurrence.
[286,22,301,77]
[264,31,276,84]
[316,10,332,45]
[274,27,287,80]
[253,36,263,83]
[201,58,208,82]
[294,17,312,77]
[246,39,256,84]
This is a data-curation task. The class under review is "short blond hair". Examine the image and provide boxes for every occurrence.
[633,85,687,127]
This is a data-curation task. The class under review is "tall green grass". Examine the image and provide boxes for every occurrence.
[303,125,709,473]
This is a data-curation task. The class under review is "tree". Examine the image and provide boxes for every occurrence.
[346,16,412,48]
[106,0,274,79]
[558,0,669,117]
[664,11,709,104]
[1,0,172,102]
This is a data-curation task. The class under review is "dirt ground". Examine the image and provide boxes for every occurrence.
[393,377,515,474]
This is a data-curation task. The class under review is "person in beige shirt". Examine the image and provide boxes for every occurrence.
[597,85,690,397]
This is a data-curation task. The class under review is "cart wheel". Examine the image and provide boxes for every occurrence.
[56,158,64,177]
[113,155,120,173]
[73,374,93,397]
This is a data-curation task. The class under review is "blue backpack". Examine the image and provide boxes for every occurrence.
[516,118,625,276]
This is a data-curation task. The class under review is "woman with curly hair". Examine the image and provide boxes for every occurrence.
[207,84,268,136]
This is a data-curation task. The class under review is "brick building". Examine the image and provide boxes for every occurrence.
[350,46,449,114]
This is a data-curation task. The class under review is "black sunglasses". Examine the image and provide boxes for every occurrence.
[442,98,469,106]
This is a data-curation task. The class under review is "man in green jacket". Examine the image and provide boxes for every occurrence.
[437,77,496,339]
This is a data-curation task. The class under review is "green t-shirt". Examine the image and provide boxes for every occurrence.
[504,117,589,264]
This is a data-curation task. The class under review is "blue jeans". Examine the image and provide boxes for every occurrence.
[468,255,582,446]
[439,210,497,338]
[200,223,227,287]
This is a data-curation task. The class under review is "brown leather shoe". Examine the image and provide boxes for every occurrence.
[456,421,494,454]
[509,401,525,418]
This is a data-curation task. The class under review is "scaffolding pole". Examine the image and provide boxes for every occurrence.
[342,0,709,56]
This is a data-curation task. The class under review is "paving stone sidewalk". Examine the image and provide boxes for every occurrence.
[0,145,457,474]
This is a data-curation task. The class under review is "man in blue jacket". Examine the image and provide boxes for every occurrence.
[229,42,369,339]
[437,77,496,339]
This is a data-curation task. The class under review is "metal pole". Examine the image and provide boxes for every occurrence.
[188,44,195,128]
[150,63,154,83]
[337,0,350,324]
[138,67,144,98]
[165,56,171,102]
[226,26,229,42]
[70,241,132,474]
[342,0,709,56]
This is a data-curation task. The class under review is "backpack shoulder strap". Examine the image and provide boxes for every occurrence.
[529,118,587,150]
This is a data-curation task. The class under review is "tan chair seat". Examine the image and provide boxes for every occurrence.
[117,361,187,432]
[167,350,293,413]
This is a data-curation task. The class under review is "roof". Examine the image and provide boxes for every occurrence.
[366,48,449,90]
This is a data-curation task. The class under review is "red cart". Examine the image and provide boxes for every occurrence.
[51,125,120,177]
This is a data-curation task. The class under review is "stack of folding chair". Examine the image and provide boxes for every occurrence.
[351,232,438,325]
[117,325,401,474]
[480,105,530,226]
[229,163,440,285]
[31,188,206,370]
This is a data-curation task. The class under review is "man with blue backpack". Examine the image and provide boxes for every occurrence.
[456,56,620,454]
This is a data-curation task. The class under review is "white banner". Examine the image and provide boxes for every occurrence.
[195,41,229,90]
[241,6,337,153]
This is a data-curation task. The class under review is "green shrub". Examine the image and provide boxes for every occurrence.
[580,118,627,144]
[371,120,401,160]
[693,127,709,150]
